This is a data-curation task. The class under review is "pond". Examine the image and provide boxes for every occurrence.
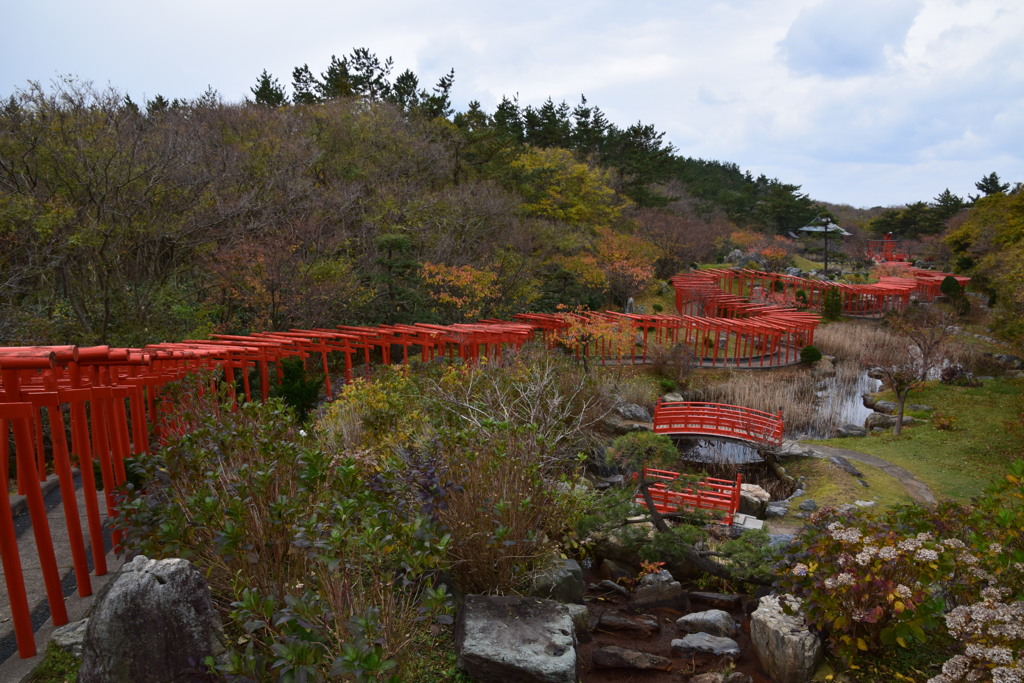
[803,367,881,439]
[674,437,796,499]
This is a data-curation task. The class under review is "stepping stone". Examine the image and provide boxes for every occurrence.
[593,646,672,671]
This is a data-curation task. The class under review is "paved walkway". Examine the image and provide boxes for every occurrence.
[0,473,122,680]
[798,442,938,506]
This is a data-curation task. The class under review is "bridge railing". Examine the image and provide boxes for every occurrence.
[652,399,784,448]
[633,468,743,524]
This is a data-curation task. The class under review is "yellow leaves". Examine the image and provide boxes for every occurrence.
[896,636,908,648]
[856,637,868,652]
[893,600,906,614]
[511,147,624,228]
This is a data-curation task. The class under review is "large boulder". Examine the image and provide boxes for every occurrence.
[835,423,867,438]
[614,402,653,423]
[865,412,915,430]
[456,595,576,683]
[78,555,223,683]
[872,400,899,414]
[750,594,823,683]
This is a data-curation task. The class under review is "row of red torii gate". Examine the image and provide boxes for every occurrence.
[0,264,963,657]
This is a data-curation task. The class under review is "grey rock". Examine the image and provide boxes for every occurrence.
[750,594,823,683]
[690,674,752,683]
[530,558,584,604]
[798,499,818,512]
[765,503,789,518]
[592,646,671,671]
[594,474,625,490]
[739,483,771,519]
[602,415,652,434]
[79,555,224,683]
[873,400,899,414]
[676,609,736,637]
[632,570,685,606]
[662,392,686,403]
[776,441,816,458]
[827,455,863,477]
[907,404,934,412]
[854,500,876,507]
[768,534,795,549]
[595,579,630,596]
[687,591,743,610]
[615,402,653,423]
[596,612,660,638]
[670,633,741,660]
[865,412,916,430]
[51,618,88,657]
[862,393,879,408]
[456,595,576,683]
[835,423,867,438]
[599,557,636,582]
[566,604,589,639]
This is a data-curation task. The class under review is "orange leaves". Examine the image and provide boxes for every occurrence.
[420,262,499,321]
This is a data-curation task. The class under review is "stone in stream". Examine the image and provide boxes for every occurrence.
[675,609,737,637]
[596,611,660,638]
[592,646,671,671]
[670,633,741,660]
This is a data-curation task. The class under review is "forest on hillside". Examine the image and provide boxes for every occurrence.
[2,49,1021,346]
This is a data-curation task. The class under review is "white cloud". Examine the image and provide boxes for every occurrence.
[1,0,1022,207]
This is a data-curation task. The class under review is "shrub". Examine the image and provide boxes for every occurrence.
[117,396,451,680]
[777,463,1024,670]
[652,302,663,313]
[822,287,843,321]
[795,289,809,309]
[775,506,978,664]
[647,342,695,385]
[425,425,591,594]
[800,345,823,364]
[269,356,323,423]
[605,431,679,470]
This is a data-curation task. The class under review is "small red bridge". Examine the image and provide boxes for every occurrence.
[653,399,784,448]
[634,468,743,524]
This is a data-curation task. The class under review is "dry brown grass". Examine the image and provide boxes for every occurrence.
[814,321,900,366]
[697,367,819,436]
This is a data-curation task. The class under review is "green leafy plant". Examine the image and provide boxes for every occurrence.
[822,287,843,321]
[269,356,323,423]
[117,390,452,681]
[800,345,823,364]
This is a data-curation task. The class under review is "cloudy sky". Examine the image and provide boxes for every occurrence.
[3,0,1022,208]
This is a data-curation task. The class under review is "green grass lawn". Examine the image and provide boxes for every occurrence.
[792,254,824,271]
[809,377,1024,502]
[782,454,915,510]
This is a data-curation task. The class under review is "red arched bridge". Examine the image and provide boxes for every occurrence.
[653,399,784,448]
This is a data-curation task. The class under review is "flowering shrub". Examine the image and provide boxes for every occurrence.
[776,505,986,663]
[778,462,1024,674]
[929,587,1024,683]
